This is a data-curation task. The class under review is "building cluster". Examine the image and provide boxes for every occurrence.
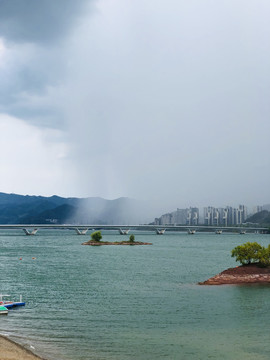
[203,205,247,226]
[154,207,199,226]
[154,205,249,226]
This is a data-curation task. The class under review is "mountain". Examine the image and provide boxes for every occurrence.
[262,204,270,212]
[0,192,153,224]
[246,210,270,226]
[18,204,77,224]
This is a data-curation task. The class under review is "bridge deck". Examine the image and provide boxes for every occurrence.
[0,224,268,232]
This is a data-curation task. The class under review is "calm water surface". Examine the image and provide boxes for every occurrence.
[0,230,270,360]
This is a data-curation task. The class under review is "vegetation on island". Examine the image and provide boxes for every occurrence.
[200,241,270,285]
[91,231,102,242]
[231,242,270,267]
[82,231,152,246]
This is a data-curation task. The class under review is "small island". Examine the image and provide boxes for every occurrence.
[199,242,270,285]
[82,231,152,246]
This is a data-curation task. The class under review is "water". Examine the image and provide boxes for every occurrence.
[0,230,270,360]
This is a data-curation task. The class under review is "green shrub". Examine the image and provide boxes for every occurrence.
[257,245,270,267]
[129,234,135,242]
[231,242,270,266]
[91,231,102,242]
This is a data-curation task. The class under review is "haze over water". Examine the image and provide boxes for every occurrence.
[0,230,270,360]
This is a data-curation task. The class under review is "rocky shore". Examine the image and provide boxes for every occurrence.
[82,240,152,246]
[199,263,270,285]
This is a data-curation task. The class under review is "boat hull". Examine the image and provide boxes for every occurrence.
[0,306,8,315]
[2,302,25,308]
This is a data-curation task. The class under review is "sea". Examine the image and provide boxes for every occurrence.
[0,230,270,360]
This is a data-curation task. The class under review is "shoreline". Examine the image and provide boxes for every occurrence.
[199,263,270,285]
[0,334,48,360]
[82,240,152,245]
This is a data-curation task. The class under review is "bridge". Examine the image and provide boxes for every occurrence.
[0,224,268,235]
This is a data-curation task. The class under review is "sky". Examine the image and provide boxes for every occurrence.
[0,0,269,212]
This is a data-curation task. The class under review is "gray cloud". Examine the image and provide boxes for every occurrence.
[0,0,92,44]
[0,43,66,127]
[0,0,269,211]
[62,0,270,208]
[0,0,96,128]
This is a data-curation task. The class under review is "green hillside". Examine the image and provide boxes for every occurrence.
[246,210,270,226]
[0,193,152,224]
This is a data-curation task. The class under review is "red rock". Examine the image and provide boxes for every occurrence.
[199,263,270,285]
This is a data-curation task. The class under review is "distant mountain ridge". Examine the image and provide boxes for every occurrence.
[0,193,152,225]
[246,210,270,226]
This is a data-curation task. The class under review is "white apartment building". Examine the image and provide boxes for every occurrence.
[204,205,247,226]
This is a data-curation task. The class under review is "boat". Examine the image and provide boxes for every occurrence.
[240,230,246,235]
[215,230,222,234]
[188,229,196,235]
[0,305,8,315]
[0,294,25,308]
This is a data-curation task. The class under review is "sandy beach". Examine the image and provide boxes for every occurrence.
[0,335,46,360]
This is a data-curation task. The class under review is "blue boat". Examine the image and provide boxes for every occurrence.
[0,294,25,309]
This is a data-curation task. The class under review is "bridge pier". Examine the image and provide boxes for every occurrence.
[23,228,38,236]
[156,229,165,235]
[75,228,89,235]
[119,228,130,235]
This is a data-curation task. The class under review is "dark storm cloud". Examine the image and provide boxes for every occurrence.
[0,0,95,128]
[0,0,91,44]
[0,42,67,127]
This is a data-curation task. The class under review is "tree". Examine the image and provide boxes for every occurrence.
[129,234,135,242]
[231,242,263,265]
[257,245,270,267]
[91,231,102,242]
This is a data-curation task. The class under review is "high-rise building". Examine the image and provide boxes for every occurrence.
[186,207,199,225]
[203,205,248,226]
[204,207,215,225]
[155,207,199,225]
